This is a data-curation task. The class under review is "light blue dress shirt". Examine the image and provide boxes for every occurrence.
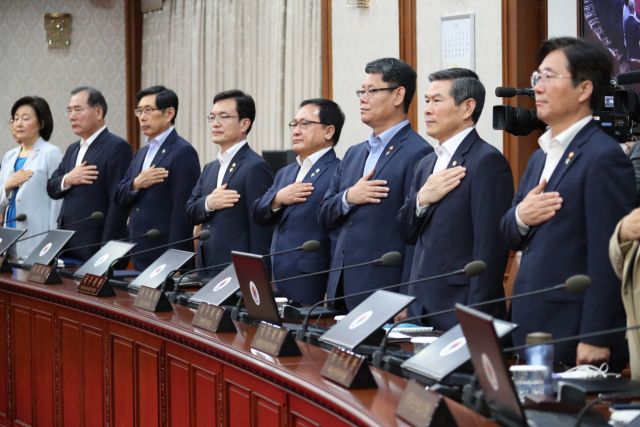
[340,119,410,214]
[130,126,174,196]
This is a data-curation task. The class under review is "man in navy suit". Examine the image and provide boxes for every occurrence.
[500,38,635,368]
[396,69,513,329]
[185,90,273,273]
[252,99,344,304]
[318,58,433,310]
[115,86,200,271]
[47,87,132,261]
[626,1,640,60]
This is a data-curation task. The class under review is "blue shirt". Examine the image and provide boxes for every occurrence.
[341,120,410,214]
[7,156,27,228]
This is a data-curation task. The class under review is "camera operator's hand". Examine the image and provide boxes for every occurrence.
[619,208,640,243]
[517,179,562,227]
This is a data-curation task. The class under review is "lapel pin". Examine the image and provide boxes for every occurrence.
[452,161,457,167]
[162,149,166,154]
[386,151,390,155]
[565,152,574,164]
[232,163,236,167]
[315,168,320,173]
[568,152,574,159]
[229,168,234,172]
[389,146,394,150]
[311,173,316,177]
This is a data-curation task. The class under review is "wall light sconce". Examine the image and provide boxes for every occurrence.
[346,0,370,8]
[44,13,72,49]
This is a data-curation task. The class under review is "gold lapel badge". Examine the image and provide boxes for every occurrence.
[162,149,166,154]
[232,163,236,167]
[452,161,457,167]
[386,145,394,155]
[229,168,234,172]
[311,173,316,177]
[565,151,574,164]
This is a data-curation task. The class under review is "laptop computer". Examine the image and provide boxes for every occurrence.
[129,249,195,290]
[231,251,282,326]
[74,241,137,278]
[23,230,75,268]
[318,290,415,350]
[0,228,27,255]
[187,263,240,308]
[402,319,517,384]
[455,304,607,427]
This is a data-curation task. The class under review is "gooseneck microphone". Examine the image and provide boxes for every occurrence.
[166,262,234,303]
[16,211,104,242]
[372,274,591,368]
[106,230,210,278]
[269,240,321,257]
[495,87,535,99]
[295,258,487,342]
[1,213,26,226]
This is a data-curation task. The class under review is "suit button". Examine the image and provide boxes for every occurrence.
[136,208,139,212]
[341,250,345,254]
[332,213,338,219]
[348,222,353,227]
[523,247,529,254]
[207,224,211,228]
[279,227,284,232]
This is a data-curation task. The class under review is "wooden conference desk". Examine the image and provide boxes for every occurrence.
[0,269,498,427]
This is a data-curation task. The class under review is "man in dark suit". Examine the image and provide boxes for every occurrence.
[396,69,513,329]
[318,58,433,310]
[115,86,200,271]
[252,99,344,304]
[185,90,273,273]
[626,1,640,60]
[47,87,132,261]
[500,38,635,368]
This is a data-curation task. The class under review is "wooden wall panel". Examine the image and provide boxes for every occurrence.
[223,366,286,427]
[11,304,32,427]
[112,335,135,427]
[33,310,55,427]
[0,293,9,426]
[289,394,354,427]
[83,326,106,427]
[136,345,160,426]
[60,318,82,427]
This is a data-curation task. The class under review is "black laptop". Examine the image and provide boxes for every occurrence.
[23,230,75,268]
[74,241,137,278]
[187,263,240,308]
[455,304,608,427]
[318,290,415,350]
[402,319,517,384]
[0,228,26,255]
[231,251,282,326]
[129,249,195,290]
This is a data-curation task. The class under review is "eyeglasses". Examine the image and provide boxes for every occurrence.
[135,107,162,117]
[206,114,239,124]
[355,87,399,99]
[530,70,573,88]
[288,119,325,131]
[65,106,92,116]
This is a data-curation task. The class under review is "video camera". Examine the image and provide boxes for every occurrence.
[493,71,640,143]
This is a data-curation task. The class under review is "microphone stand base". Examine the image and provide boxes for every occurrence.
[371,351,405,376]
[0,256,12,273]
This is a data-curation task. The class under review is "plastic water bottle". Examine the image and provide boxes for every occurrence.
[525,332,554,396]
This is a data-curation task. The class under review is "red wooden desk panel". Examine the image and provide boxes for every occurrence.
[0,292,8,427]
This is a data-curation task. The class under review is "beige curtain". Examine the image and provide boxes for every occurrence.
[141,0,321,166]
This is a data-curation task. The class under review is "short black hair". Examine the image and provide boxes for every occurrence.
[536,37,612,112]
[299,98,346,145]
[428,68,486,124]
[136,86,179,124]
[70,86,108,118]
[212,90,256,135]
[11,96,54,141]
[364,58,417,113]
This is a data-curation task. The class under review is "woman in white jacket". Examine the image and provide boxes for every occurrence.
[0,96,62,258]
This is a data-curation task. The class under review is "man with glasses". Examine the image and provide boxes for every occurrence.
[396,69,513,329]
[251,99,344,304]
[500,37,635,370]
[185,90,273,274]
[318,58,432,310]
[47,87,132,262]
[116,86,200,270]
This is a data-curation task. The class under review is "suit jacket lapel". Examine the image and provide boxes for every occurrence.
[81,128,109,166]
[22,138,47,170]
[279,163,303,224]
[147,128,178,171]
[371,124,412,181]
[221,143,250,186]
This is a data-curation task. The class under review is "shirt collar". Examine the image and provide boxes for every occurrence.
[434,127,474,159]
[366,119,410,153]
[218,139,248,164]
[296,146,332,167]
[145,126,174,147]
[538,116,592,153]
[81,125,107,147]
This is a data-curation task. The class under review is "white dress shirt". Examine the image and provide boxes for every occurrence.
[515,115,593,234]
[415,127,474,216]
[295,146,332,182]
[61,125,107,190]
[204,140,248,213]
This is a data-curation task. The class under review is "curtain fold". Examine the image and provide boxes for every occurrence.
[141,0,321,166]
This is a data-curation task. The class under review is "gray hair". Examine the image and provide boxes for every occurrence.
[428,68,485,124]
[70,86,108,118]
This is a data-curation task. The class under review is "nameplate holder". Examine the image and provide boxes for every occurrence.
[251,321,301,357]
[192,302,236,333]
[77,273,115,297]
[0,256,12,273]
[395,381,457,427]
[133,286,174,312]
[320,346,377,389]
[27,263,62,285]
